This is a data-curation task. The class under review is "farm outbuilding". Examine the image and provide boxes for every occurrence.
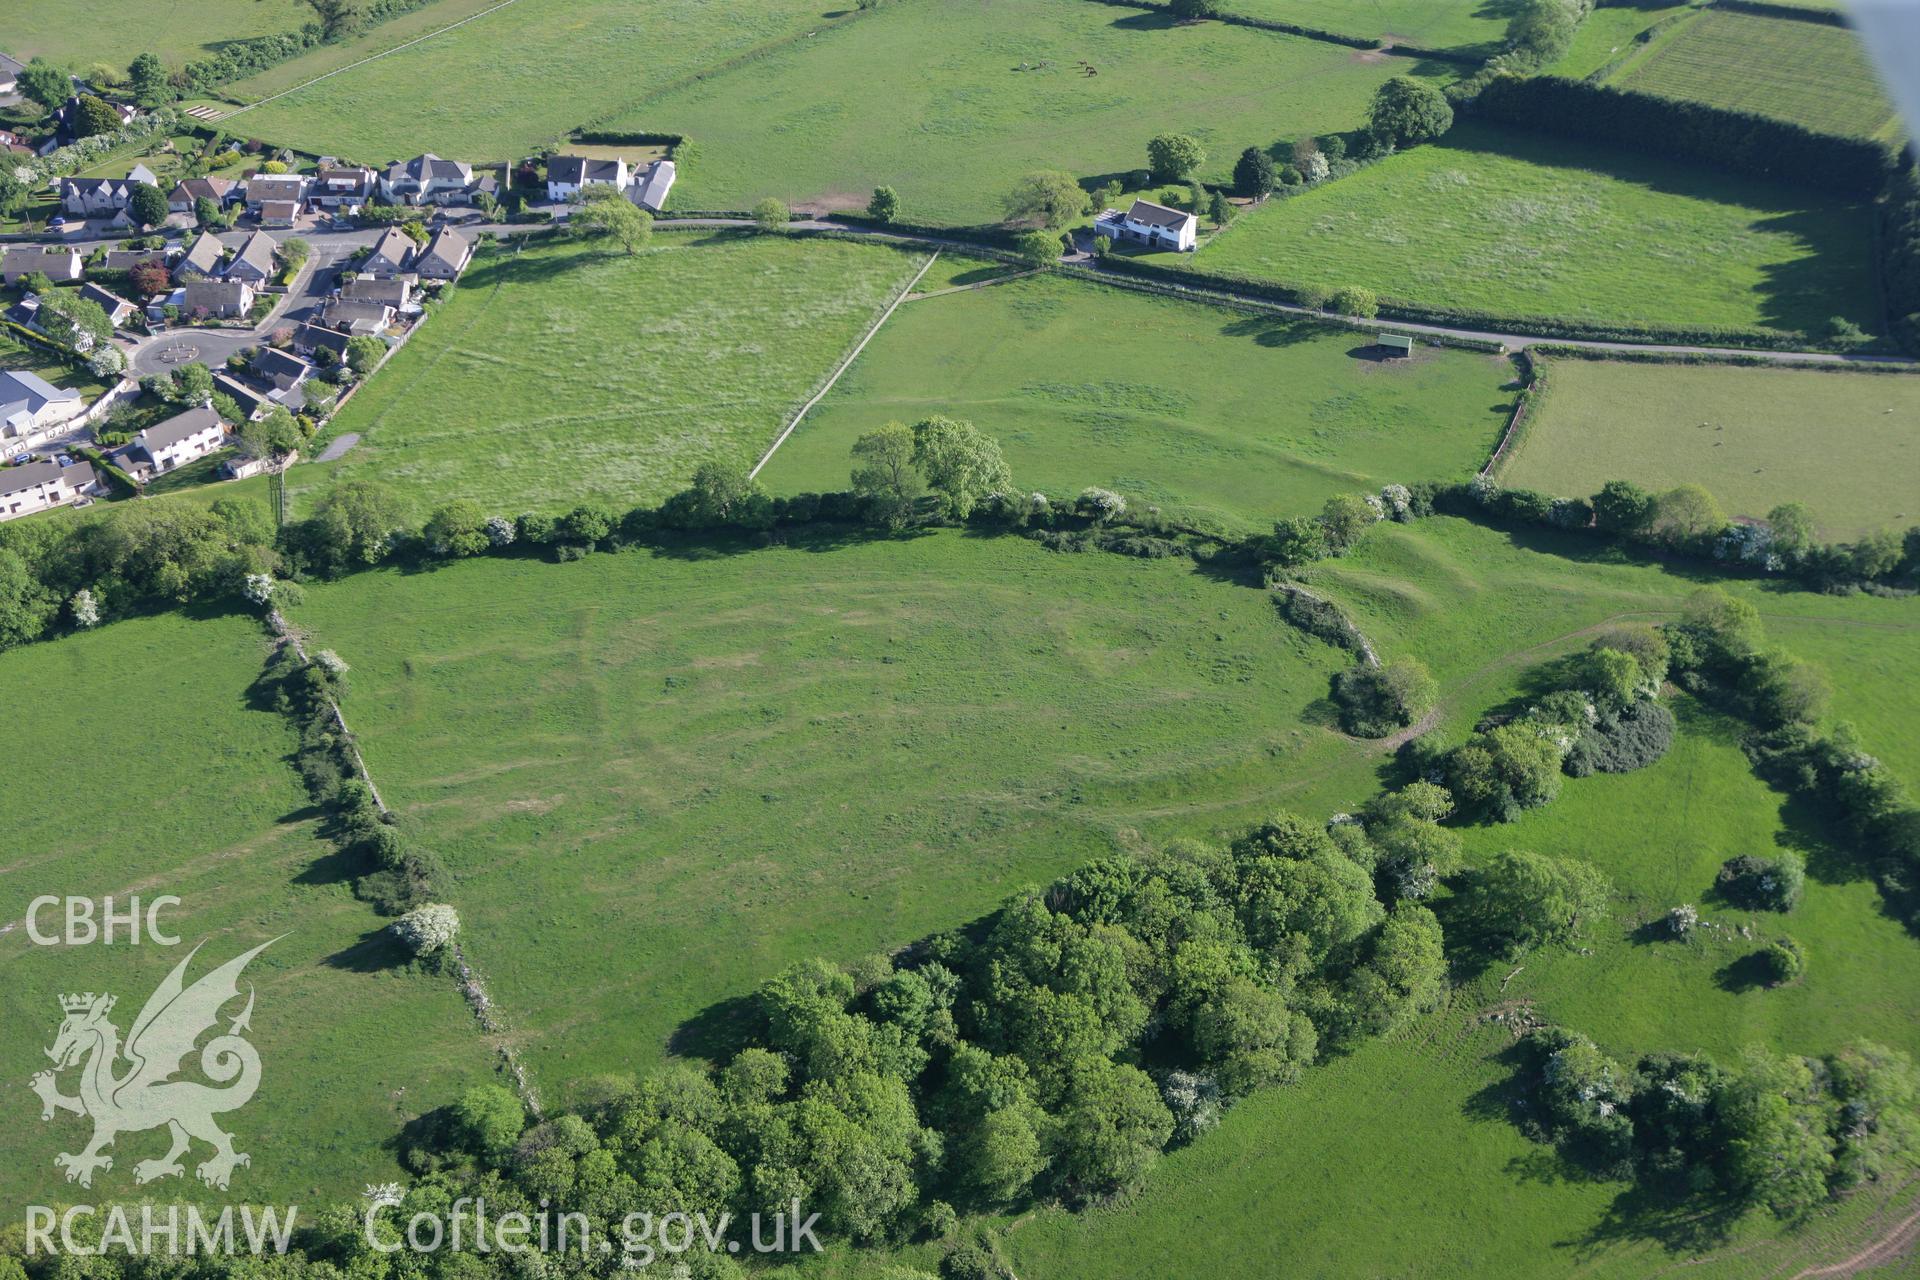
[1377,333,1414,358]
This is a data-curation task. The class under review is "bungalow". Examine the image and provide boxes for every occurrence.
[380,153,474,205]
[113,404,227,480]
[77,281,137,328]
[173,231,226,282]
[1093,198,1198,253]
[182,279,255,319]
[1,246,83,284]
[0,51,23,96]
[257,199,301,229]
[243,173,309,213]
[361,225,416,278]
[0,369,85,442]
[223,230,278,284]
[321,298,393,335]
[342,275,414,310]
[252,346,312,393]
[291,322,351,362]
[212,372,270,420]
[414,226,472,281]
[167,176,238,215]
[103,248,168,274]
[0,460,96,520]
[308,165,376,212]
[628,159,676,213]
[547,155,628,204]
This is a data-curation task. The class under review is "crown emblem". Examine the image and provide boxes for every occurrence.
[59,992,113,1015]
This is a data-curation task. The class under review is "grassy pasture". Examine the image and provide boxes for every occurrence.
[1222,0,1515,51]
[289,234,928,522]
[763,270,1517,530]
[0,0,312,70]
[285,532,1377,1093]
[604,0,1443,225]
[1541,2,1698,79]
[222,0,835,164]
[1618,8,1898,139]
[1190,122,1878,339]
[0,609,490,1209]
[1500,359,1920,537]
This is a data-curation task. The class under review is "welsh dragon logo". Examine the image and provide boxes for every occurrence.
[30,939,276,1190]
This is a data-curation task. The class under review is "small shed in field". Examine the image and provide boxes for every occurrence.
[1376,332,1414,358]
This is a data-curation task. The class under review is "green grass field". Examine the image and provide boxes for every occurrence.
[1500,359,1920,537]
[0,0,314,70]
[0,608,491,1209]
[1618,8,1897,139]
[763,270,1517,530]
[602,0,1446,225]
[289,233,929,522]
[221,0,834,164]
[1222,0,1515,51]
[1190,122,1878,339]
[993,515,1920,1280]
[284,532,1382,1095]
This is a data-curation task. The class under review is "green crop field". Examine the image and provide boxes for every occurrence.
[1500,359,1920,537]
[283,532,1387,1096]
[1221,0,1514,52]
[763,269,1517,530]
[220,0,834,164]
[601,0,1445,225]
[288,233,929,523]
[0,0,314,71]
[1190,122,1878,339]
[0,609,491,1208]
[1618,9,1898,140]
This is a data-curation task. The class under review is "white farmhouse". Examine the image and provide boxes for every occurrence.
[0,459,96,520]
[546,155,629,204]
[1094,198,1199,253]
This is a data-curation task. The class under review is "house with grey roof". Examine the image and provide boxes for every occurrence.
[243,173,309,213]
[104,248,168,275]
[0,459,97,520]
[252,347,312,393]
[547,155,628,203]
[1094,198,1198,253]
[182,279,255,319]
[78,281,136,328]
[59,165,158,218]
[380,153,475,205]
[173,231,226,282]
[321,298,393,335]
[414,227,472,281]
[223,230,279,284]
[2,246,83,284]
[343,275,415,309]
[112,405,227,481]
[0,51,24,96]
[361,226,417,278]
[0,370,85,444]
[628,159,676,212]
[291,322,352,361]
[167,176,238,215]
